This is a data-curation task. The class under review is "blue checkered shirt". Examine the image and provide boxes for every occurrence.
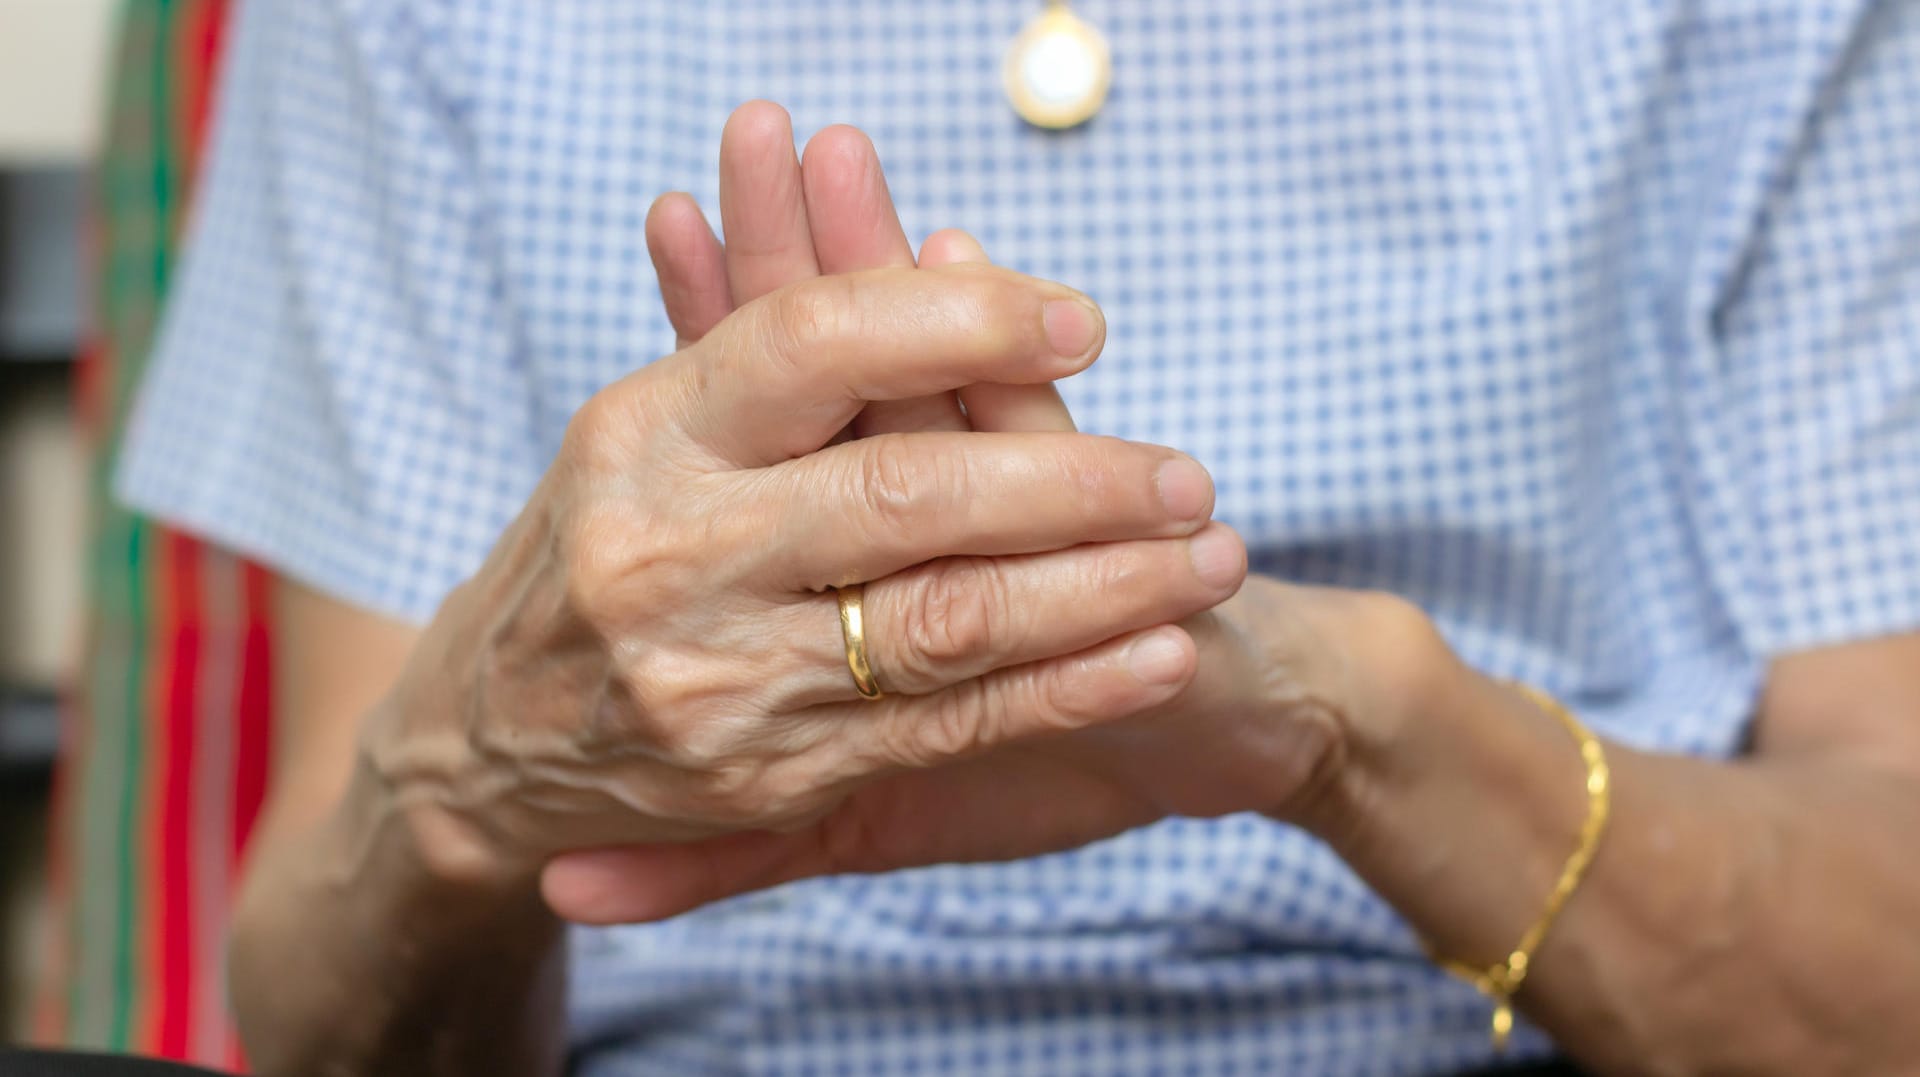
[121,1,1920,1073]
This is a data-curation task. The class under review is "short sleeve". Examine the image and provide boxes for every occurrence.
[1689,1,1920,659]
[118,0,543,624]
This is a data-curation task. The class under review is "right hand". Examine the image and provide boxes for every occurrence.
[363,207,1240,905]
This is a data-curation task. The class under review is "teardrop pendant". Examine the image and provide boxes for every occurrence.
[1003,3,1113,130]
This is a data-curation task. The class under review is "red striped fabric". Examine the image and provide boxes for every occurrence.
[151,531,199,1059]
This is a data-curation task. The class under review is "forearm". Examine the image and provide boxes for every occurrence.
[1309,638,1920,1074]
[1531,751,1920,1073]
[230,734,566,1077]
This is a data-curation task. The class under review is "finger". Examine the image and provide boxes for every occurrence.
[915,227,987,268]
[645,193,731,348]
[801,125,915,274]
[800,125,969,436]
[864,523,1244,696]
[963,381,1079,432]
[543,767,1101,926]
[920,229,1079,434]
[737,430,1215,588]
[544,828,821,925]
[545,745,1156,923]
[782,522,1247,701]
[638,265,1106,466]
[718,100,820,305]
[849,623,1197,771]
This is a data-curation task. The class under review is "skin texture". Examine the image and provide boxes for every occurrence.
[233,104,1920,1076]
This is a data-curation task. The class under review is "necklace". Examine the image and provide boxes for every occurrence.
[1003,1,1112,130]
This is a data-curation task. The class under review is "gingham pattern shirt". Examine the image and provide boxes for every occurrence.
[121,1,1920,1073]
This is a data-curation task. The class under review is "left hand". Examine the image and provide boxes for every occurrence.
[544,112,1444,924]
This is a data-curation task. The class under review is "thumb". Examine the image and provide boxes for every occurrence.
[542,743,1162,925]
[542,829,827,925]
[918,229,1080,434]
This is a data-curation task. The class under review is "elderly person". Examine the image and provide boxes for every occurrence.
[121,0,1920,1074]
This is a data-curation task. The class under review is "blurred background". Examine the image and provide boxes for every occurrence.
[3,0,118,1039]
[5,2,266,1069]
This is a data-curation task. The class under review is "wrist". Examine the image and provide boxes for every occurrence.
[235,697,562,1076]
[1295,603,1592,965]
[356,564,575,897]
[330,736,544,905]
[1276,590,1456,834]
[347,659,547,901]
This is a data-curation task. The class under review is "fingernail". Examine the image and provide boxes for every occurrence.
[1043,297,1101,360]
[1156,457,1213,521]
[1127,631,1189,686]
[1188,527,1245,590]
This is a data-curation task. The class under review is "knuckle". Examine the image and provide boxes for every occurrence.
[560,386,649,469]
[767,275,857,364]
[558,506,696,631]
[894,559,1006,683]
[689,756,825,831]
[560,392,617,464]
[903,681,997,766]
[1029,666,1099,730]
[1007,658,1099,736]
[555,486,725,632]
[853,434,943,533]
[860,433,933,529]
[690,758,769,817]
[617,653,731,745]
[611,657,822,824]
[608,659,683,738]
[558,505,640,624]
[956,270,1031,354]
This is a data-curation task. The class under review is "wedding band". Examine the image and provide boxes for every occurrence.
[836,584,885,700]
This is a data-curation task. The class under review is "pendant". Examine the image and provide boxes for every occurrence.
[1003,3,1113,130]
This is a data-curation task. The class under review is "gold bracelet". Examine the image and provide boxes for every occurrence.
[1430,680,1611,1052]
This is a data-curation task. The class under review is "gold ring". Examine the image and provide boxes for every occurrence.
[836,584,885,700]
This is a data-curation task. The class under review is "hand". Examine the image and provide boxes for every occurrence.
[539,106,1430,923]
[360,125,1244,917]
